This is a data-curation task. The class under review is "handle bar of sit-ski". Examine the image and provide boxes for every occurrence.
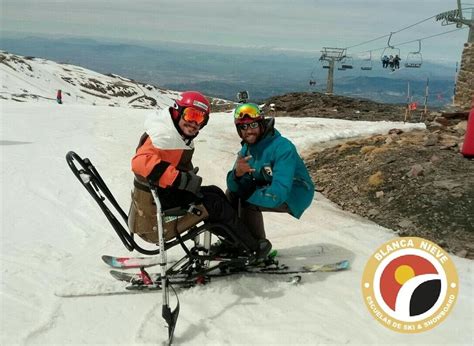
[66,151,165,255]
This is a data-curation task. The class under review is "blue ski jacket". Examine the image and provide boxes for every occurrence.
[226,119,314,219]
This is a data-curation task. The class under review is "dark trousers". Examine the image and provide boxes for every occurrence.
[158,185,259,250]
[226,190,289,240]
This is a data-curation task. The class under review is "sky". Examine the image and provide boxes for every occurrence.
[1,54,472,344]
[1,0,472,63]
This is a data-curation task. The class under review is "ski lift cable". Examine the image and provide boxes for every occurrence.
[345,34,391,50]
[350,27,467,56]
[345,14,438,50]
[345,7,473,51]
[393,28,466,48]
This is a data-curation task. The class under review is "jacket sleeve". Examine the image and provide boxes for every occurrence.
[247,143,297,208]
[131,138,180,188]
[226,168,240,193]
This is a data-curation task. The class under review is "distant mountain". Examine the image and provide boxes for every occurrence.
[0,36,458,107]
[0,51,234,112]
[0,50,177,107]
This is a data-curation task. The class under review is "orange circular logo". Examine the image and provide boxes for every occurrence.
[361,237,458,333]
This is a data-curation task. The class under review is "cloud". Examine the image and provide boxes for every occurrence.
[1,0,468,61]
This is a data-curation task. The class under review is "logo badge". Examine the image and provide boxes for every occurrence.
[263,166,273,176]
[192,100,209,112]
[362,237,458,333]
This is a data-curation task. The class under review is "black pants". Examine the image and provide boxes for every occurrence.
[226,190,290,240]
[158,185,259,251]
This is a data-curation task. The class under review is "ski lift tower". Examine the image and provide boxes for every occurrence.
[319,47,346,94]
[436,0,473,43]
[436,1,474,108]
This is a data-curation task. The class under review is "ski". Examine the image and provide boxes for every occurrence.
[102,254,162,269]
[110,269,197,287]
[102,250,279,269]
[56,287,159,298]
[110,259,350,284]
[55,259,317,298]
[222,259,349,275]
[55,277,195,298]
[56,256,349,298]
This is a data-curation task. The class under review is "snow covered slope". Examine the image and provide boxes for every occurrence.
[0,54,472,345]
[0,50,178,108]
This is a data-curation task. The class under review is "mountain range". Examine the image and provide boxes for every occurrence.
[1,35,459,106]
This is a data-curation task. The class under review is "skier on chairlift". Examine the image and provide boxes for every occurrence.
[382,55,389,68]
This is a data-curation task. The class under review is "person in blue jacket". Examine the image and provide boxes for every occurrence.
[226,103,315,240]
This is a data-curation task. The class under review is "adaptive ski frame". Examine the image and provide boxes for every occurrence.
[150,186,179,344]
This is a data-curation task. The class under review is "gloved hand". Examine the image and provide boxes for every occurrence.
[177,167,202,195]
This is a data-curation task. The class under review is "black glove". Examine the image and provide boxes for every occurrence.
[177,167,202,195]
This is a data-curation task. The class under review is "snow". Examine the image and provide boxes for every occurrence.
[0,51,178,107]
[1,56,473,345]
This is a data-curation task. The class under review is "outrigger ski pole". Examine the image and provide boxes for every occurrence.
[150,184,180,345]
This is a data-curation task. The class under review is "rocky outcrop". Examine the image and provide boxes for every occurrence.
[307,122,474,258]
[262,92,409,122]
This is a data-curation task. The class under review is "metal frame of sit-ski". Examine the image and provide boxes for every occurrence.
[65,151,254,344]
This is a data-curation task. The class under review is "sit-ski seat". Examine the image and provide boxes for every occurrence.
[65,151,251,258]
[128,185,209,244]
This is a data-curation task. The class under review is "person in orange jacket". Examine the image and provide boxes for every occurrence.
[131,91,271,260]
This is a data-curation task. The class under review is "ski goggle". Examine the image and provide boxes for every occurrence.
[238,122,260,131]
[182,107,208,125]
[234,103,261,120]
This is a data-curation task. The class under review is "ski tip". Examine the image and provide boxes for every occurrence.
[101,254,160,269]
[340,259,350,268]
[109,269,120,275]
[102,255,135,269]
[102,255,113,265]
[335,260,350,271]
[109,269,126,281]
[301,259,351,272]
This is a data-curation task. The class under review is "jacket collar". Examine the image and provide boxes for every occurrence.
[241,118,279,148]
[145,108,194,150]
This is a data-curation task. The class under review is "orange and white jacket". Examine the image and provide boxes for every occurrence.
[132,109,194,188]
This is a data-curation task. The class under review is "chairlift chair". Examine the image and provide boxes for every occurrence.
[380,47,401,60]
[404,40,423,68]
[405,53,423,68]
[361,52,373,71]
[341,56,353,69]
[309,68,317,86]
[380,32,400,67]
